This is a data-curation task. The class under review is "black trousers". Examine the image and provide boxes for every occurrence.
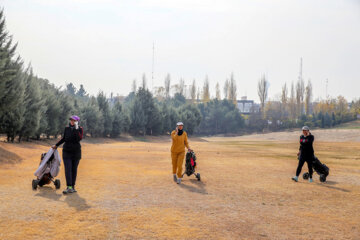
[296,156,313,178]
[63,156,80,187]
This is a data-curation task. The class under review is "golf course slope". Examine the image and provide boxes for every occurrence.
[1,124,360,239]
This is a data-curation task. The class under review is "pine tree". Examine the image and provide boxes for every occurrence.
[66,83,77,95]
[97,91,112,137]
[82,96,103,137]
[142,73,147,89]
[130,96,146,135]
[110,100,124,138]
[19,69,43,141]
[76,84,87,97]
[1,68,26,142]
[131,79,137,93]
[0,9,26,141]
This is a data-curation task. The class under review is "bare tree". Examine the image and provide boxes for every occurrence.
[178,78,185,96]
[281,83,288,105]
[215,82,221,100]
[289,82,296,119]
[305,79,313,115]
[281,83,288,118]
[295,79,305,116]
[228,73,237,103]
[191,79,196,103]
[196,87,200,103]
[223,79,229,100]
[154,86,165,100]
[164,74,171,99]
[257,74,269,115]
[202,76,210,103]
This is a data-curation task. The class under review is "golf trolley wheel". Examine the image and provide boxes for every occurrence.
[303,172,309,180]
[319,175,327,182]
[54,179,61,189]
[196,173,201,181]
[32,179,38,190]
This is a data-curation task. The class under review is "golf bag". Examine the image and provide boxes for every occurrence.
[303,155,329,182]
[182,151,200,181]
[32,148,61,190]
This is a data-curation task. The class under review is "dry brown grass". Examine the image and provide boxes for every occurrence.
[1,128,360,239]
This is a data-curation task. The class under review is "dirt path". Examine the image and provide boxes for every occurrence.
[1,129,360,239]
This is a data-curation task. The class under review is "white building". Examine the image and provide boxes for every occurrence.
[236,96,260,114]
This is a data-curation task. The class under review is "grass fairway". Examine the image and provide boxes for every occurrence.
[1,128,360,239]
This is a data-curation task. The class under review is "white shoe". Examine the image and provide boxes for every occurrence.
[177,178,182,184]
[173,174,177,182]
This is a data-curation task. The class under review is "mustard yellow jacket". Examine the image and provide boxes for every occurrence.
[171,130,190,153]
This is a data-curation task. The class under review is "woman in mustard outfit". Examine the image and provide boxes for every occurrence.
[171,122,191,184]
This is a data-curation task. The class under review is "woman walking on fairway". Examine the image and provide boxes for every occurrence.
[171,122,191,184]
[292,126,314,183]
[52,115,83,194]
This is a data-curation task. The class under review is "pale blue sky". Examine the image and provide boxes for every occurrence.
[1,0,360,101]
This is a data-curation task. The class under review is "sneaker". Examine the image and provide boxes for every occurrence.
[72,187,77,192]
[173,174,177,183]
[63,187,74,194]
[292,176,298,182]
[309,178,313,183]
[177,178,182,184]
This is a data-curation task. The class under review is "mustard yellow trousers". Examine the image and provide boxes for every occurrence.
[171,151,185,178]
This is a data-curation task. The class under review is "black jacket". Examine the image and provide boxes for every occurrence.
[299,134,314,158]
[56,124,83,159]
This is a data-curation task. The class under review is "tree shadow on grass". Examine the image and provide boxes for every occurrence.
[64,193,91,211]
[178,178,208,195]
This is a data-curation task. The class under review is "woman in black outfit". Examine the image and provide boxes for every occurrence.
[52,115,83,194]
[292,126,314,183]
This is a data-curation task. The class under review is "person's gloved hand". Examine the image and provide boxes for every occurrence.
[74,121,79,129]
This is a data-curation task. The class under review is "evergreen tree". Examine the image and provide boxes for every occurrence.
[19,69,42,141]
[97,91,112,137]
[129,95,146,135]
[76,84,87,97]
[110,100,124,138]
[82,97,103,137]
[66,83,77,96]
[178,104,201,135]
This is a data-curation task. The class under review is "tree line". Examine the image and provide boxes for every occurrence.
[1,9,359,142]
